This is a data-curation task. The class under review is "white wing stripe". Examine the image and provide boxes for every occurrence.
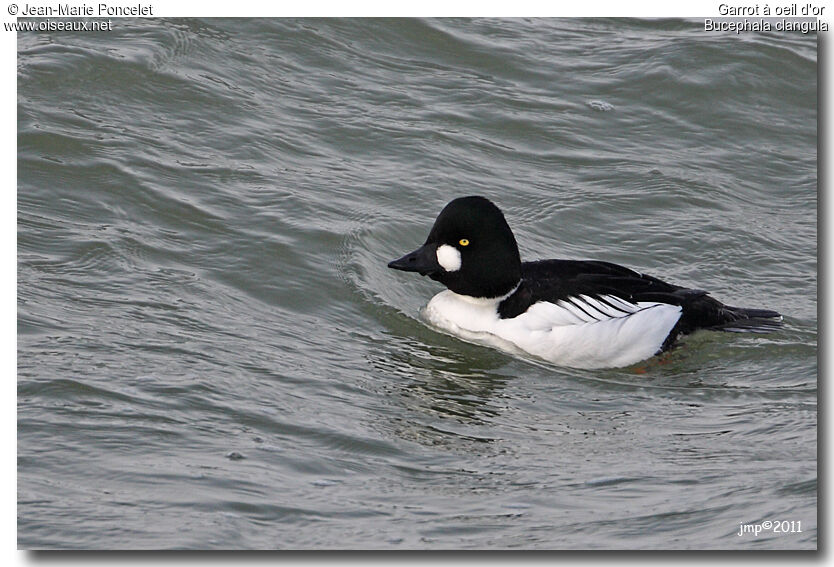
[600,294,640,312]
[567,296,604,321]
[580,294,628,318]
[553,294,671,324]
[572,295,607,319]
[556,299,595,323]
[598,296,631,316]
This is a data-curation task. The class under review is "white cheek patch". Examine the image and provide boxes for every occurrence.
[436,244,462,272]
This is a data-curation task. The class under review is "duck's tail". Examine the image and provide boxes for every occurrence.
[712,305,784,333]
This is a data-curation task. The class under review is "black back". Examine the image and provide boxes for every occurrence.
[498,259,781,350]
[498,259,693,318]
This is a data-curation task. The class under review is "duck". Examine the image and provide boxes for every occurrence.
[387,196,782,369]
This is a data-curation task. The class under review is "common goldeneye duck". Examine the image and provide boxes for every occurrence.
[388,196,783,370]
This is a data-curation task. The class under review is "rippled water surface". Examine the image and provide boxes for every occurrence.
[17,18,817,549]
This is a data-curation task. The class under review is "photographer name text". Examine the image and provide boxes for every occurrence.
[18,3,152,16]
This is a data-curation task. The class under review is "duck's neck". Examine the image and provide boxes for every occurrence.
[453,281,521,307]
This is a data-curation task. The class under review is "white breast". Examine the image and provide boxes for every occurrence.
[423,290,683,369]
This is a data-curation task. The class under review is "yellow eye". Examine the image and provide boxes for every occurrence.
[459,238,469,247]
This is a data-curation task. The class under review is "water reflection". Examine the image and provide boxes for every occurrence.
[364,320,517,452]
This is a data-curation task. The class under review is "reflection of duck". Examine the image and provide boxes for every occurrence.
[367,329,508,420]
[389,196,782,369]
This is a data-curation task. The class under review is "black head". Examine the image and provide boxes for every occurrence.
[388,196,522,298]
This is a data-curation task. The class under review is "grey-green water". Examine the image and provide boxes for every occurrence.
[18,18,817,549]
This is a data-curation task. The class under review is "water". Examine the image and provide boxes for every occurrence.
[17,18,817,549]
